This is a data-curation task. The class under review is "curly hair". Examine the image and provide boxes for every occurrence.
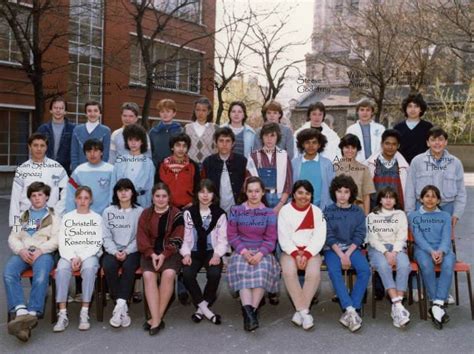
[401,93,427,118]
[329,174,358,204]
[296,128,328,153]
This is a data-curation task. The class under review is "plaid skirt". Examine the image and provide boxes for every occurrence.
[226,251,281,293]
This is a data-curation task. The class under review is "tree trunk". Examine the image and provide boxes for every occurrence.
[141,74,154,130]
[32,76,44,131]
[216,88,224,125]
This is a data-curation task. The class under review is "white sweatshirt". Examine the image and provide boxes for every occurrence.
[58,210,103,261]
[278,203,326,257]
[367,208,408,253]
[9,157,67,227]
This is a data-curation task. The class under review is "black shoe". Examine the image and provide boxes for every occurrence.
[149,321,165,336]
[132,292,143,303]
[331,295,340,303]
[242,305,258,331]
[429,306,443,330]
[178,292,190,305]
[268,293,279,305]
[191,312,203,323]
[142,321,151,331]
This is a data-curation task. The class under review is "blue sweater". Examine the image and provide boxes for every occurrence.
[324,204,366,249]
[37,119,76,174]
[66,161,114,214]
[408,208,452,255]
[292,154,334,210]
[149,122,183,166]
[71,124,111,171]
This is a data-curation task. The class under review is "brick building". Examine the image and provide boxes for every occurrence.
[0,0,216,172]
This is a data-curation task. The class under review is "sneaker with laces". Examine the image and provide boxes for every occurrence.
[300,310,314,330]
[447,294,455,305]
[78,311,90,331]
[121,306,131,328]
[53,312,69,332]
[291,311,303,326]
[109,305,122,328]
[339,311,352,328]
[391,304,410,328]
[348,311,362,332]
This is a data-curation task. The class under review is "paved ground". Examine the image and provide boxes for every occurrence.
[1,178,473,353]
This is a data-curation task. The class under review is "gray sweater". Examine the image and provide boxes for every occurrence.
[102,205,144,255]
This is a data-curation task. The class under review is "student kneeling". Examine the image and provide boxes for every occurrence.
[4,182,59,342]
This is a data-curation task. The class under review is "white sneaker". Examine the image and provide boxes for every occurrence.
[120,305,131,328]
[109,305,122,328]
[53,312,69,332]
[78,311,90,331]
[291,311,302,326]
[447,294,455,305]
[391,304,410,328]
[300,310,314,330]
[348,311,362,332]
[339,311,351,328]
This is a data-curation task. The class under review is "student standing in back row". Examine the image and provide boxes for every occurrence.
[71,101,111,171]
[37,96,76,175]
[221,101,256,157]
[184,97,216,166]
[346,99,385,163]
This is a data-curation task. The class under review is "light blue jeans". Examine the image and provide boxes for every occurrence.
[368,245,410,292]
[55,256,99,303]
[3,253,55,315]
[414,247,455,302]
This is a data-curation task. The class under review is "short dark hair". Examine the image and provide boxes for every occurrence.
[356,98,375,113]
[121,102,139,117]
[401,93,427,118]
[214,126,235,143]
[83,139,104,154]
[191,97,213,122]
[193,179,219,206]
[228,101,248,125]
[28,132,48,146]
[372,186,402,214]
[238,176,268,206]
[339,134,362,153]
[306,102,326,120]
[123,124,148,153]
[296,128,328,153]
[169,133,191,150]
[84,100,102,113]
[427,126,448,140]
[151,182,171,201]
[112,178,139,207]
[27,182,51,199]
[75,185,93,199]
[420,184,441,201]
[381,129,401,144]
[292,180,314,203]
[329,174,358,204]
[262,100,283,122]
[49,95,67,111]
[260,122,282,145]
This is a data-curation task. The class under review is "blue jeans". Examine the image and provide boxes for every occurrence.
[368,245,410,292]
[324,249,370,310]
[3,253,54,314]
[414,247,455,302]
[265,192,280,208]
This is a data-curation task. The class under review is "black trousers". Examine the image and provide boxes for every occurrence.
[102,252,141,301]
[182,250,223,307]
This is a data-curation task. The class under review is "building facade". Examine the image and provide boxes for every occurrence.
[0,0,216,171]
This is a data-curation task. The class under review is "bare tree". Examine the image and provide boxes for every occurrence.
[0,0,72,129]
[212,1,254,124]
[244,7,305,107]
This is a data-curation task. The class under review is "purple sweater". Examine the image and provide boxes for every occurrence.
[227,203,277,256]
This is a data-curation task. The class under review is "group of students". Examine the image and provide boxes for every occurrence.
[3,92,467,342]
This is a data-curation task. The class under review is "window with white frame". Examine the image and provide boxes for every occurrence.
[130,37,202,93]
[67,0,104,123]
[0,109,31,167]
[0,7,29,65]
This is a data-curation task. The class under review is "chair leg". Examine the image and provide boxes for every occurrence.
[415,272,424,320]
[466,271,473,320]
[143,277,150,320]
[408,273,413,305]
[454,271,460,305]
[51,278,57,324]
[422,277,428,320]
[371,270,376,319]
[96,276,104,322]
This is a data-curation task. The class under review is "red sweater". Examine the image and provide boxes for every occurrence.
[156,156,200,208]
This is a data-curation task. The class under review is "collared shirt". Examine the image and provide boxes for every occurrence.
[219,158,235,213]
[377,154,396,169]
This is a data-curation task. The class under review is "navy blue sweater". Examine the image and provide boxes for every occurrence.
[324,204,366,249]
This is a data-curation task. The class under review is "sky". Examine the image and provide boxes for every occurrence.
[215,0,314,105]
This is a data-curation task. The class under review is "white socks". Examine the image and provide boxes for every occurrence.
[392,296,404,309]
[80,307,89,314]
[198,301,215,320]
[346,306,356,313]
[16,308,28,316]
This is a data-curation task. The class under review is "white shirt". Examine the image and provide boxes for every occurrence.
[192,122,208,138]
[86,121,100,134]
